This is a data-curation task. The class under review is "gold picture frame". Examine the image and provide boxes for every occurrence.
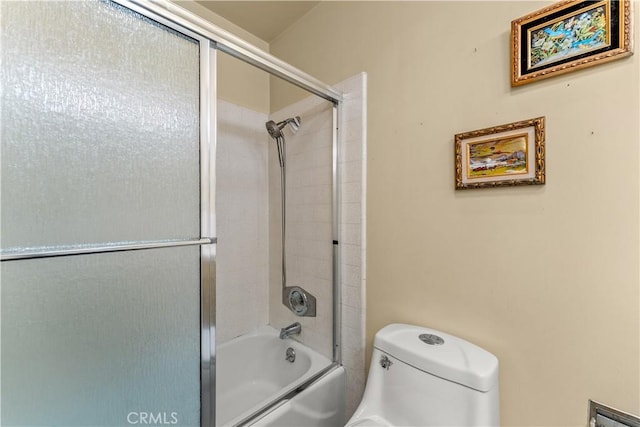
[511,0,633,86]
[455,117,545,190]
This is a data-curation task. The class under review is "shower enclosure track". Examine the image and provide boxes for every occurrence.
[233,362,341,427]
[130,0,342,104]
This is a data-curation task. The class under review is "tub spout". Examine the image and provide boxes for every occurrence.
[279,322,301,339]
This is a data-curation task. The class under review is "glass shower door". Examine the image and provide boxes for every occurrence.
[1,1,205,425]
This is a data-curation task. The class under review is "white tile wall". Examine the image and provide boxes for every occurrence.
[216,73,367,416]
[269,97,336,360]
[335,72,367,417]
[216,100,269,343]
[269,73,368,418]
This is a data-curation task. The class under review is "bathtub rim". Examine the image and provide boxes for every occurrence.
[235,362,342,426]
[217,325,337,426]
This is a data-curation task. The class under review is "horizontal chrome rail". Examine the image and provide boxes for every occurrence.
[0,237,216,261]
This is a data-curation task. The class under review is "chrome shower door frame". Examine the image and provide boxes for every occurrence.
[111,1,344,426]
[108,2,218,425]
[198,39,218,427]
[1,0,217,424]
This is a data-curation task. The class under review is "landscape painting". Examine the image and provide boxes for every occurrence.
[467,134,528,179]
[454,117,545,190]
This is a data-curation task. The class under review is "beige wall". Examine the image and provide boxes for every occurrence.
[175,1,271,113]
[270,1,640,425]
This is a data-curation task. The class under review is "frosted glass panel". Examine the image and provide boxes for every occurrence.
[0,0,200,250]
[1,246,201,426]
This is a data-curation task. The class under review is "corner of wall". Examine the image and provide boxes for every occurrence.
[172,0,272,114]
[335,72,367,418]
[171,0,270,50]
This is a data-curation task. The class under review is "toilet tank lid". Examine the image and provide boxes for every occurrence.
[373,324,499,392]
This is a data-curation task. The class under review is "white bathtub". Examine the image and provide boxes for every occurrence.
[216,326,346,426]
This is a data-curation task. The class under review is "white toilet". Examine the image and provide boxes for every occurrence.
[346,324,500,427]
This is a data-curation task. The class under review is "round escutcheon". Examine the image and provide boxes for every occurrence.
[288,287,309,316]
[419,333,444,345]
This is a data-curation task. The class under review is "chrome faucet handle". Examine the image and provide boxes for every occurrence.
[379,354,393,370]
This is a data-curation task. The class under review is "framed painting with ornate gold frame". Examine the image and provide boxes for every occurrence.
[455,117,545,190]
[511,0,633,86]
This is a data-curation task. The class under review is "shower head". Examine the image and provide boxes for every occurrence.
[266,120,282,139]
[265,116,301,140]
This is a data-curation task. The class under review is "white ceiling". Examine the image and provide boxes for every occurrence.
[195,1,320,42]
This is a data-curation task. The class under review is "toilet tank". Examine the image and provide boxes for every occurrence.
[361,324,499,426]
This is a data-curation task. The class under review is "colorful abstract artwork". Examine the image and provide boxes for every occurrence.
[529,4,608,69]
[511,0,633,86]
